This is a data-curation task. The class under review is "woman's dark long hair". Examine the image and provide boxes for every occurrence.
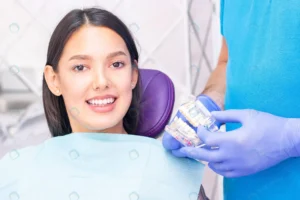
[43,8,141,137]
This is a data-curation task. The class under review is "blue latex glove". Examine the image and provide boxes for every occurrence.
[178,109,300,177]
[162,95,221,157]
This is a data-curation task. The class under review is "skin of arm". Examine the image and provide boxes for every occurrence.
[201,37,228,110]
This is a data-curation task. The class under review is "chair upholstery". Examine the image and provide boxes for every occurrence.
[135,69,175,138]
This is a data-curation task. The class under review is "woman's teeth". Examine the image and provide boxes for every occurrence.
[87,98,115,106]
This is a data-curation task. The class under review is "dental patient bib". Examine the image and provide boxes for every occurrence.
[0,133,204,200]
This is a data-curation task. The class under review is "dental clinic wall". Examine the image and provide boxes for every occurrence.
[0,0,221,114]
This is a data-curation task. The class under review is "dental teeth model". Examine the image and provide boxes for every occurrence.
[179,100,219,132]
[165,116,204,147]
[165,97,219,148]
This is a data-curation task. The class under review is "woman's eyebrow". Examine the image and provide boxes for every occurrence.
[68,51,127,61]
[69,54,92,61]
[106,51,127,59]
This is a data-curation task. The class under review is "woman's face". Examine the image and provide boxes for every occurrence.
[45,25,138,134]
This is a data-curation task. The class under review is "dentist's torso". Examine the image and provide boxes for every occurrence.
[223,0,300,199]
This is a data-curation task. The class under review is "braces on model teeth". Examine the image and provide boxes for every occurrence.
[165,97,219,148]
[87,98,115,105]
[179,100,218,131]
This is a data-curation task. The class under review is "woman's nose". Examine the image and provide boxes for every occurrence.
[92,69,110,91]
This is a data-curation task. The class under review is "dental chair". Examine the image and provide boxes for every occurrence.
[135,68,175,138]
[136,69,208,200]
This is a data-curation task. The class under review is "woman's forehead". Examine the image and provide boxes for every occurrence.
[62,26,129,58]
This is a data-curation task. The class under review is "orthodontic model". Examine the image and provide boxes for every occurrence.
[165,97,219,148]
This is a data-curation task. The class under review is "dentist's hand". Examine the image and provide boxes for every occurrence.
[162,95,221,157]
[178,109,300,177]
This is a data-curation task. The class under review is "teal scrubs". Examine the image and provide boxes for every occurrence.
[222,0,300,199]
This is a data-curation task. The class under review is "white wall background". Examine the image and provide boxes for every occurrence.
[0,0,222,112]
[0,0,223,199]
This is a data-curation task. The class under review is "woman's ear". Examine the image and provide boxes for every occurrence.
[44,65,61,96]
[131,60,139,89]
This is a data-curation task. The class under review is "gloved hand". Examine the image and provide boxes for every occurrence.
[178,109,300,177]
[162,95,221,157]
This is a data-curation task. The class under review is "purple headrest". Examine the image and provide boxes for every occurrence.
[135,69,175,138]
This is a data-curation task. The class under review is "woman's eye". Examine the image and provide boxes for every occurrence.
[74,64,86,71]
[111,62,124,68]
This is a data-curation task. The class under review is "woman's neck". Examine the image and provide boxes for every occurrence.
[71,120,127,134]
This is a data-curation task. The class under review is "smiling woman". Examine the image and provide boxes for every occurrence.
[43,8,141,137]
[0,8,205,200]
